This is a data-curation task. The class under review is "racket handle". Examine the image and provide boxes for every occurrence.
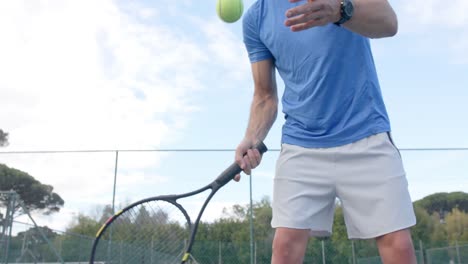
[214,141,268,187]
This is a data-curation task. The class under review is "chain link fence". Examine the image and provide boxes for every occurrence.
[2,220,467,264]
[1,220,90,263]
[1,149,468,264]
[426,243,468,264]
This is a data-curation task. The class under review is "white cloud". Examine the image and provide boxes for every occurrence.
[399,0,468,29]
[388,0,468,64]
[0,0,212,231]
[0,0,211,152]
[189,16,251,86]
[202,21,247,67]
[0,0,199,148]
[0,0,255,233]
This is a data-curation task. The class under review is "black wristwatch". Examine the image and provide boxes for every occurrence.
[335,0,354,26]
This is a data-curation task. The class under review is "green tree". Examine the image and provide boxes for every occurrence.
[63,216,101,262]
[215,196,274,243]
[330,205,353,263]
[445,208,468,242]
[13,226,60,262]
[0,129,8,147]
[430,212,448,247]
[0,164,64,214]
[98,204,114,223]
[66,214,101,237]
[414,192,468,215]
[191,196,274,263]
[412,205,434,244]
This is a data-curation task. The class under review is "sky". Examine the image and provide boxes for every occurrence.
[0,0,467,234]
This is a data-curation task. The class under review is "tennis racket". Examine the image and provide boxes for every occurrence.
[89,142,267,264]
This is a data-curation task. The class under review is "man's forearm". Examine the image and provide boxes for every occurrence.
[245,93,278,143]
[343,0,398,38]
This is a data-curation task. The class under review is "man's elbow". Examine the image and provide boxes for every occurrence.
[378,3,398,37]
[370,17,398,39]
[384,10,399,37]
[386,17,398,37]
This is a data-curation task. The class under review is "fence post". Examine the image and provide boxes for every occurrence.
[151,238,154,264]
[321,240,326,264]
[19,198,64,263]
[79,235,84,263]
[255,241,257,264]
[120,241,123,263]
[419,240,424,264]
[351,240,356,264]
[1,191,17,264]
[249,173,254,264]
[455,241,461,264]
[218,241,222,264]
[112,151,119,215]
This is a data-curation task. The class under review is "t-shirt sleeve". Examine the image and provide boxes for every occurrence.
[242,5,274,63]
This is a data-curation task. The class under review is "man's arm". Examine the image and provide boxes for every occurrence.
[245,59,278,142]
[342,0,397,38]
[235,59,278,178]
[285,0,398,38]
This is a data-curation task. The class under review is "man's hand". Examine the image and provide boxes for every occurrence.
[285,0,341,31]
[234,138,263,182]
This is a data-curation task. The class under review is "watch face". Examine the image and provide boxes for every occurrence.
[344,0,354,17]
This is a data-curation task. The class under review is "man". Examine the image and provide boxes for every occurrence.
[233,0,417,263]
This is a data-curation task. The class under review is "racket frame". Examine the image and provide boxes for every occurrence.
[89,142,267,264]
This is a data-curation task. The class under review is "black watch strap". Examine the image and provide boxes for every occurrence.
[335,0,354,26]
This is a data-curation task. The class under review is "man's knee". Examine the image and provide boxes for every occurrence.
[272,238,299,255]
[377,229,415,253]
[272,228,309,264]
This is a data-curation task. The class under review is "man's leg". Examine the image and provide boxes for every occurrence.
[272,227,310,264]
[376,229,417,264]
[272,144,336,263]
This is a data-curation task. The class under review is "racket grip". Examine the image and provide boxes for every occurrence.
[214,141,268,187]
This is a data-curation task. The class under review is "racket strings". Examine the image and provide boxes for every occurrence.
[94,200,190,263]
[124,203,187,261]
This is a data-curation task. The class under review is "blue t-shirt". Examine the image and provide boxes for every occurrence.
[242,0,391,148]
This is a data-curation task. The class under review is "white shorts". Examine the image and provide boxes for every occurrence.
[272,132,416,239]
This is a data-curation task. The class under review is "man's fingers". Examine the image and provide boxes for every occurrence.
[243,155,252,175]
[247,149,258,168]
[234,174,241,182]
[291,18,326,31]
[284,0,337,31]
[235,148,246,169]
[254,149,262,165]
[286,2,321,18]
[285,12,320,27]
[234,143,263,182]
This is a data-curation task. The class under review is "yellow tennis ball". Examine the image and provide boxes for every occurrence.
[216,0,244,23]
